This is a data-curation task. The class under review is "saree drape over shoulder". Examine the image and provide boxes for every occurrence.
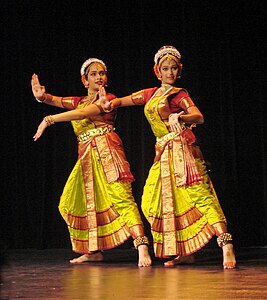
[132,87,226,258]
[58,94,144,254]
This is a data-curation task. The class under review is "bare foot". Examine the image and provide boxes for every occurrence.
[164,255,195,267]
[222,243,236,269]
[138,245,152,267]
[69,252,104,264]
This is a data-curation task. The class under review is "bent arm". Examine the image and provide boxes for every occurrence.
[31,74,65,108]
[38,93,66,108]
[42,95,65,108]
[170,90,204,125]
[180,106,204,124]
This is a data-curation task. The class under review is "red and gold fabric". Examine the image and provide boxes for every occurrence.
[132,87,227,258]
[58,95,144,253]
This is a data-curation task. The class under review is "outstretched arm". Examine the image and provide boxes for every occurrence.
[99,86,134,111]
[33,103,101,141]
[31,74,65,108]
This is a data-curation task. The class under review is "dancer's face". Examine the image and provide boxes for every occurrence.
[85,63,107,90]
[159,58,179,85]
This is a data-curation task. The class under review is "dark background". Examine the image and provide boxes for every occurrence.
[1,0,266,251]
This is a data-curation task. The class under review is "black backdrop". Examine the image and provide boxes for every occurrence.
[1,0,266,250]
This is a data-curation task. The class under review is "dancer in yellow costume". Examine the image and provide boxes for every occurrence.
[99,46,236,269]
[31,57,151,267]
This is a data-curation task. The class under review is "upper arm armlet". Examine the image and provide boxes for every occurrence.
[131,90,145,105]
[61,96,82,110]
[180,97,196,111]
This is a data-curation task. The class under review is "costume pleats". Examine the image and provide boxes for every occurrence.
[59,148,143,254]
[142,156,226,258]
[58,101,144,254]
[142,89,226,258]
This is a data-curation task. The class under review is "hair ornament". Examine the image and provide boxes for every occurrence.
[154,46,181,65]
[80,58,107,76]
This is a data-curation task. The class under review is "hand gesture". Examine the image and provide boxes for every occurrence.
[169,111,184,133]
[33,119,48,141]
[31,74,45,101]
[99,86,111,111]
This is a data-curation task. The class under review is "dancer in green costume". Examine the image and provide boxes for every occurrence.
[32,57,151,267]
[99,46,236,269]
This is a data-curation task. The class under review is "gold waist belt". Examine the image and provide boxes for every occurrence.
[156,132,178,148]
[77,126,115,142]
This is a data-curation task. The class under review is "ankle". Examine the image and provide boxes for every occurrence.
[217,232,233,248]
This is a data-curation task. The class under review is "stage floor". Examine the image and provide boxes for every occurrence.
[1,247,267,299]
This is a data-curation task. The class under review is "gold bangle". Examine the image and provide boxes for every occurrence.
[36,93,53,103]
[36,95,45,103]
[133,236,149,249]
[43,115,55,126]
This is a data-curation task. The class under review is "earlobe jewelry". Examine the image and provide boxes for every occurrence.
[178,63,183,78]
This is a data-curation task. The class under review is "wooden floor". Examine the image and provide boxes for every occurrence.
[1,247,267,299]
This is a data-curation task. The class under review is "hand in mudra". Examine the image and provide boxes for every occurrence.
[168,111,185,133]
[31,73,45,100]
[33,119,48,141]
[99,85,111,110]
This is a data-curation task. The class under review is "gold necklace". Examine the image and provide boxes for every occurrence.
[160,83,173,90]
[83,92,97,104]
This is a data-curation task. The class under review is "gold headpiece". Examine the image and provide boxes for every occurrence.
[80,58,107,76]
[154,46,181,66]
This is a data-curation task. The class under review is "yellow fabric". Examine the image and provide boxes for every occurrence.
[142,89,226,258]
[142,156,226,258]
[71,105,94,135]
[59,149,144,253]
[144,89,170,137]
[59,101,144,254]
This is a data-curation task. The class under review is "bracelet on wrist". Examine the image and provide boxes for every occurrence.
[36,96,45,103]
[43,115,55,126]
[36,93,53,103]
